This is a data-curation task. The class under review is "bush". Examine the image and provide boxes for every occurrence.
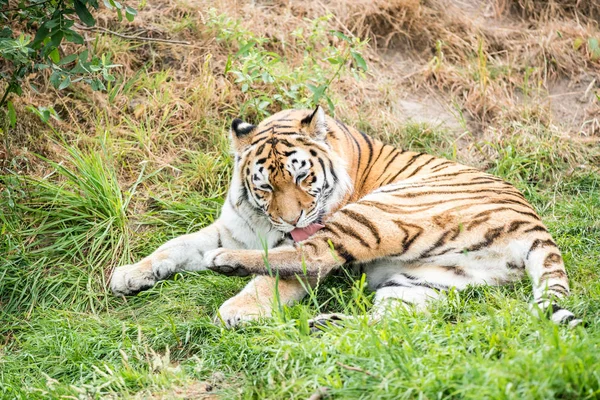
[0,0,136,124]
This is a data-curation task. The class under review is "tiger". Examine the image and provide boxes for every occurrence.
[110,106,582,328]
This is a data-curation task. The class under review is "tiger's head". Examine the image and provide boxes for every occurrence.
[229,106,352,235]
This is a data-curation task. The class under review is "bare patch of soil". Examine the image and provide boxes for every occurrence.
[373,0,600,137]
[548,75,600,136]
[393,94,465,130]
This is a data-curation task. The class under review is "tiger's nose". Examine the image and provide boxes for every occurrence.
[282,212,302,226]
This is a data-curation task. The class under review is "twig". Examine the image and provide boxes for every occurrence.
[547,90,587,98]
[397,68,425,83]
[580,78,597,103]
[74,23,193,45]
[336,361,379,378]
[0,84,12,110]
[315,0,354,38]
[0,65,24,109]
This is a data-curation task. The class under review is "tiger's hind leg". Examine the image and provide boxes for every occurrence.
[370,274,445,321]
[307,280,443,331]
[308,267,447,331]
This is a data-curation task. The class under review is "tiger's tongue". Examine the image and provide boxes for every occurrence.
[290,223,325,242]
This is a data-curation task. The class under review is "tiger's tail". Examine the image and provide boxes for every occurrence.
[524,235,582,327]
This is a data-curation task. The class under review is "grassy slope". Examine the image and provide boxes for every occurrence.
[1,1,600,399]
[1,127,598,399]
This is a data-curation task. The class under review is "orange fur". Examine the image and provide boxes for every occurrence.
[206,107,579,326]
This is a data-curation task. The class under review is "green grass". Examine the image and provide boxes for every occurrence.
[1,122,599,399]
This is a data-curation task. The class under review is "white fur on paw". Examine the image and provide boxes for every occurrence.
[217,297,271,328]
[152,258,177,280]
[204,249,222,266]
[110,263,156,296]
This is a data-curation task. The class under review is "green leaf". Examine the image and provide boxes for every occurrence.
[224,54,232,74]
[236,42,255,57]
[326,96,335,114]
[30,21,51,48]
[0,27,12,39]
[306,83,318,93]
[351,50,367,71]
[29,82,40,94]
[330,30,351,43]
[261,71,274,84]
[28,106,52,123]
[307,83,326,102]
[48,48,60,63]
[44,20,61,30]
[74,0,96,26]
[58,54,78,66]
[49,71,62,87]
[588,37,600,60]
[90,78,106,91]
[58,75,72,90]
[7,101,16,128]
[64,28,85,45]
[79,50,89,62]
[124,7,137,21]
[48,29,64,49]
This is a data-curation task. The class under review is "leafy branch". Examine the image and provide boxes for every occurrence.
[0,0,54,13]
[208,12,368,118]
[0,0,137,125]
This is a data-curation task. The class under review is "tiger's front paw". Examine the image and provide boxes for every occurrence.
[110,262,156,296]
[216,294,271,328]
[110,255,179,296]
[205,249,251,277]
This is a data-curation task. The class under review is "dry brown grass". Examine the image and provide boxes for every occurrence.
[503,0,600,22]
[2,0,599,179]
[298,0,600,130]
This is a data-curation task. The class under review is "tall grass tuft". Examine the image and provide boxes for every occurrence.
[0,139,136,315]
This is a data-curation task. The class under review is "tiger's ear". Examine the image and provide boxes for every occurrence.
[301,105,328,141]
[230,118,256,151]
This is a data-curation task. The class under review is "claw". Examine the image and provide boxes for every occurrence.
[208,264,251,277]
[307,313,347,332]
